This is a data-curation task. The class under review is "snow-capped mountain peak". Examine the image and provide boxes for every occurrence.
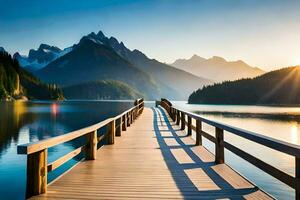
[15,44,73,72]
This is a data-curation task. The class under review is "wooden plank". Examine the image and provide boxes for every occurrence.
[212,164,253,189]
[184,168,220,191]
[170,149,194,164]
[191,146,214,163]
[243,190,273,200]
[48,147,84,172]
[164,138,180,147]
[30,107,273,200]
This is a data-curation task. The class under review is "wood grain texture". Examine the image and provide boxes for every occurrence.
[48,147,84,172]
[30,107,272,200]
[27,149,47,198]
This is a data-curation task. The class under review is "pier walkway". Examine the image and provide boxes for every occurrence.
[30,107,271,199]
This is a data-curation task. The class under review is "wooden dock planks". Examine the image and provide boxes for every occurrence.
[31,107,273,200]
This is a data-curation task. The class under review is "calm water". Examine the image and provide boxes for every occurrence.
[172,101,300,199]
[0,100,134,200]
[1,100,298,199]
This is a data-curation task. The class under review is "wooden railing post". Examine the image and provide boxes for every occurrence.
[173,109,176,122]
[107,120,115,144]
[135,107,138,119]
[187,116,192,136]
[176,110,180,125]
[172,108,176,122]
[26,149,47,198]
[296,157,300,200]
[127,112,131,127]
[133,109,135,121]
[215,127,224,164]
[86,130,97,160]
[116,117,122,137]
[122,114,127,131]
[181,112,185,130]
[195,120,202,146]
[131,110,133,123]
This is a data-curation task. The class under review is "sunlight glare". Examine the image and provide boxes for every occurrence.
[290,124,298,144]
[51,103,59,116]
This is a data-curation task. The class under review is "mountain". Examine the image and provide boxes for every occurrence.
[36,37,159,99]
[63,80,143,100]
[188,66,300,105]
[36,31,211,100]
[0,51,64,100]
[13,44,72,72]
[70,31,212,99]
[0,47,5,53]
[171,55,264,82]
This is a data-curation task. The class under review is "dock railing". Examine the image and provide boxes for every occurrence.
[17,98,144,198]
[159,98,300,199]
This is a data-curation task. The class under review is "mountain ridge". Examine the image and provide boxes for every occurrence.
[14,44,73,72]
[34,31,211,100]
[171,54,264,82]
[35,36,160,99]
[81,31,212,99]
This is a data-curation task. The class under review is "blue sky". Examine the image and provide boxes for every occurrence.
[1,0,300,70]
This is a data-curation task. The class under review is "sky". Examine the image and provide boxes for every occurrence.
[1,0,300,71]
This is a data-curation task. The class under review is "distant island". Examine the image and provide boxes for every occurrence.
[189,66,300,105]
[0,51,63,101]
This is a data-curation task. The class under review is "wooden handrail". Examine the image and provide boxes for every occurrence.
[159,98,300,199]
[18,98,144,198]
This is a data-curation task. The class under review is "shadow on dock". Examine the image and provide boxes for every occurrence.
[152,107,262,199]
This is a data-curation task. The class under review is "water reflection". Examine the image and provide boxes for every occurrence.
[0,102,34,157]
[0,100,133,199]
[51,102,59,116]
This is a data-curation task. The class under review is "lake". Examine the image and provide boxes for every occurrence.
[172,101,299,199]
[0,100,135,200]
[0,100,297,199]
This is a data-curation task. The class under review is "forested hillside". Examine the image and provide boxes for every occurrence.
[63,80,143,100]
[189,66,300,105]
[0,51,63,100]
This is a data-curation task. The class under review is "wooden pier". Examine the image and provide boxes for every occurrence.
[18,98,300,199]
